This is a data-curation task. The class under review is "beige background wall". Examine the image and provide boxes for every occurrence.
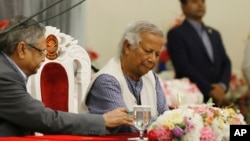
[83,0,250,70]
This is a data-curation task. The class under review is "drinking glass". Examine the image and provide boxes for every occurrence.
[131,105,151,141]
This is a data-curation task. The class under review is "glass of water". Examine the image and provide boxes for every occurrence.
[132,105,151,141]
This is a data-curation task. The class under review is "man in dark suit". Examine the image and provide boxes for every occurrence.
[167,0,231,106]
[0,15,132,136]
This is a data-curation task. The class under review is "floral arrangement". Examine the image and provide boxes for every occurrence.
[225,71,248,102]
[159,77,204,108]
[147,103,246,141]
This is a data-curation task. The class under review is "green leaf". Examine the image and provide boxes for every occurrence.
[206,98,213,104]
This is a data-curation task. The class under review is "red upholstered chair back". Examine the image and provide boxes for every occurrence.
[40,62,69,112]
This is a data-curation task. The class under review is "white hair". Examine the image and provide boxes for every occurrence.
[118,20,164,55]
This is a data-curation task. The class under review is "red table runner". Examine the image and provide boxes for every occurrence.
[0,132,146,141]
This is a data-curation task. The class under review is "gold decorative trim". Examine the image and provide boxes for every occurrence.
[46,34,58,60]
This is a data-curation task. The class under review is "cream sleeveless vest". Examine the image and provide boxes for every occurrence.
[83,56,158,116]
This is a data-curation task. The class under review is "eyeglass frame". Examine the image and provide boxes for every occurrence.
[26,43,47,56]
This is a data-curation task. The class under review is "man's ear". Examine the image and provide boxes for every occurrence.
[123,40,131,54]
[16,41,26,59]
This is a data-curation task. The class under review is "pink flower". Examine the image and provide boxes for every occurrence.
[200,126,216,141]
[155,126,173,141]
[189,104,208,114]
[186,83,200,93]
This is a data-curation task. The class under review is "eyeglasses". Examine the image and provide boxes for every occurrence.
[27,43,47,56]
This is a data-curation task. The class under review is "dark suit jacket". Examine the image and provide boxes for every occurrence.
[167,19,231,102]
[0,52,107,136]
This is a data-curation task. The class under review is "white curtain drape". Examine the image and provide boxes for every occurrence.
[0,0,86,46]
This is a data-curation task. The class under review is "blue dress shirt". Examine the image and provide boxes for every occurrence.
[86,72,168,133]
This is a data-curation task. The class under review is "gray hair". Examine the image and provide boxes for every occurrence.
[0,15,45,55]
[118,20,164,55]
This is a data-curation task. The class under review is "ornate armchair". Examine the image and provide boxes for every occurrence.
[27,26,91,113]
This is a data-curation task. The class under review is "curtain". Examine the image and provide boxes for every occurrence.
[0,0,86,46]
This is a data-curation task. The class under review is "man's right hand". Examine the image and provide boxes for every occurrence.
[103,107,133,128]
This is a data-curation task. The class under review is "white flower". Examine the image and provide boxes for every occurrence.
[160,78,203,108]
